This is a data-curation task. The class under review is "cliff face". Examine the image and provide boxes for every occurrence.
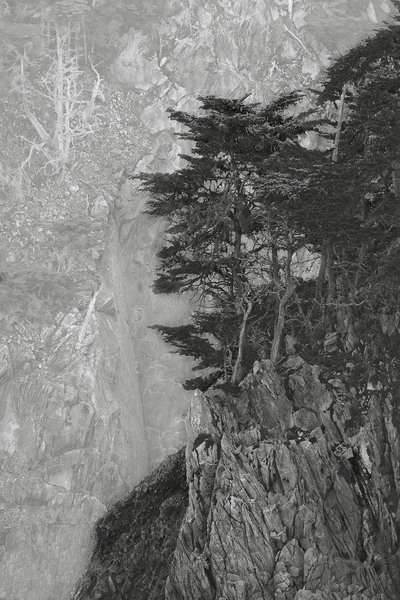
[0,1,392,599]
[166,359,400,600]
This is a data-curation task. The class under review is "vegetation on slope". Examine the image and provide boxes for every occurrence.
[72,448,187,600]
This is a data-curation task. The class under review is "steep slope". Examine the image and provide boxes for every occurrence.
[72,448,187,600]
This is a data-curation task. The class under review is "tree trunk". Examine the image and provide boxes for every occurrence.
[271,242,279,285]
[270,248,295,364]
[270,278,296,364]
[332,83,347,163]
[317,84,347,316]
[231,300,253,384]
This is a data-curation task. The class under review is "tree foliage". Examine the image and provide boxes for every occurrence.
[138,93,311,388]
[141,6,400,392]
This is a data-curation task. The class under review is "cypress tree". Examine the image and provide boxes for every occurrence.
[136,93,309,388]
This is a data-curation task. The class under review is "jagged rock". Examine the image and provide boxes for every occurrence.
[240,359,293,436]
[166,359,400,600]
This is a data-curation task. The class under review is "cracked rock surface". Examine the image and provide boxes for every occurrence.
[166,359,400,600]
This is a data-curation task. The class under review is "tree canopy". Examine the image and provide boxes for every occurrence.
[138,93,314,388]
[138,8,400,392]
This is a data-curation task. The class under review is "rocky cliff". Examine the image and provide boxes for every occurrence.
[166,359,400,600]
[74,357,400,599]
[0,1,394,599]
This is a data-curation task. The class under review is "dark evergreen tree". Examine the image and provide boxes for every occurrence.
[138,5,400,392]
[286,7,400,387]
[137,94,310,388]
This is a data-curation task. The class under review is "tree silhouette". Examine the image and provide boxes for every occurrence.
[138,93,309,388]
[140,4,400,391]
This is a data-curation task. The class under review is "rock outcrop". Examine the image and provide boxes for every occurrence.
[166,358,400,599]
